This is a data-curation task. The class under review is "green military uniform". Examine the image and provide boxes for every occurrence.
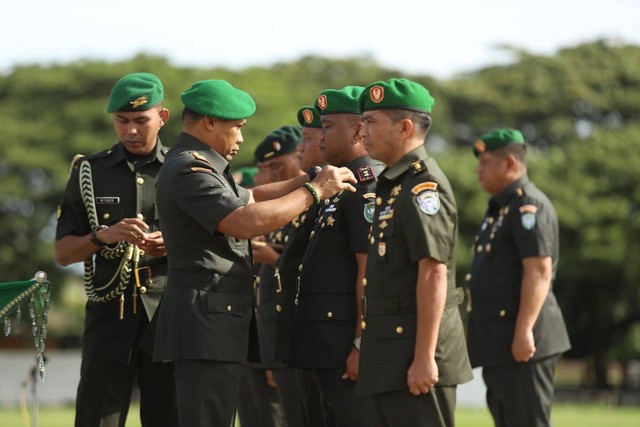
[356,79,472,427]
[467,129,571,427]
[55,73,178,427]
[153,80,259,427]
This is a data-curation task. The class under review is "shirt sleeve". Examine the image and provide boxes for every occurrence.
[400,179,456,264]
[510,197,557,260]
[56,167,91,240]
[175,167,246,233]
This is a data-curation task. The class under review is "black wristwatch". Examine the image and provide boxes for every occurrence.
[90,225,108,247]
[306,166,322,182]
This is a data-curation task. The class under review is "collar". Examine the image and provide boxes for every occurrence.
[491,175,530,207]
[176,132,230,173]
[106,139,167,169]
[380,145,428,181]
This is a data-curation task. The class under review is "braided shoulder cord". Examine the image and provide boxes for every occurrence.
[79,160,140,303]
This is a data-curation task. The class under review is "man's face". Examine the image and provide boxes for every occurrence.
[267,152,301,182]
[361,110,397,165]
[112,106,168,155]
[476,152,509,195]
[298,127,324,170]
[319,114,359,167]
[210,118,247,162]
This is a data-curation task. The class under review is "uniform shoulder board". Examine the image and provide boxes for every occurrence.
[410,160,427,176]
[515,187,525,197]
[69,153,85,173]
[192,151,212,165]
[190,166,214,175]
[357,166,376,183]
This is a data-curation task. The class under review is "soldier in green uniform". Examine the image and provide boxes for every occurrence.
[55,73,178,427]
[238,125,305,427]
[466,128,571,427]
[153,79,357,427]
[357,78,473,427]
[289,86,382,427]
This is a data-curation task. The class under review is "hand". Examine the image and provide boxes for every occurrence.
[96,218,149,247]
[512,329,536,362]
[312,166,357,200]
[341,348,360,381]
[265,369,278,389]
[251,240,280,266]
[407,357,439,396]
[139,231,166,257]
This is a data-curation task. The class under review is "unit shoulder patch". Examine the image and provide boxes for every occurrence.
[415,190,440,215]
[519,204,538,230]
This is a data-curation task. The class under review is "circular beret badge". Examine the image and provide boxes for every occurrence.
[317,94,328,110]
[303,109,315,124]
[370,86,384,103]
[273,141,281,151]
[474,140,486,154]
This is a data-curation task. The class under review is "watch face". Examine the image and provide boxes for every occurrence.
[354,336,362,350]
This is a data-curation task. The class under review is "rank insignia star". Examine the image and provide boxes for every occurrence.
[326,216,335,227]
[390,185,402,197]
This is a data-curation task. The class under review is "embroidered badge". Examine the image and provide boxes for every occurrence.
[519,205,538,230]
[363,201,375,223]
[390,185,402,197]
[415,190,440,215]
[357,166,375,183]
[370,85,384,103]
[303,108,315,124]
[130,96,148,109]
[411,181,438,194]
[363,192,376,199]
[327,215,336,227]
[317,94,328,110]
[190,166,213,174]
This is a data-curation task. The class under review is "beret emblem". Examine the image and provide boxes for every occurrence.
[130,96,149,109]
[317,94,328,110]
[370,86,384,103]
[474,140,486,153]
[303,109,314,124]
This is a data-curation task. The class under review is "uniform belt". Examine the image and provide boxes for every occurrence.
[167,270,255,294]
[364,288,464,316]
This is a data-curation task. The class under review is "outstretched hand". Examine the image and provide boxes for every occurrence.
[312,165,357,200]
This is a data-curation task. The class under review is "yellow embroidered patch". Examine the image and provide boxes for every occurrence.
[411,181,438,194]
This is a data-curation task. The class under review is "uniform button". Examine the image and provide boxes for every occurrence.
[276,304,282,313]
[362,278,367,287]
[395,326,404,334]
[137,177,144,185]
[137,213,144,220]
[284,235,289,242]
[227,305,232,312]
[310,231,315,238]
[361,320,366,330]
[298,264,303,272]
[294,298,298,306]
[103,213,110,220]
[499,309,506,317]
[465,273,471,281]
[476,245,483,252]
[370,237,375,244]
[327,312,333,318]
[139,286,147,294]
[485,243,491,252]
[376,197,382,205]
[379,232,384,238]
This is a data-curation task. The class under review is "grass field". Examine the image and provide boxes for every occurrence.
[1,404,640,427]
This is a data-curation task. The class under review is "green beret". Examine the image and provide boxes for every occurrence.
[297,106,322,128]
[359,78,435,114]
[254,125,302,163]
[473,128,525,157]
[314,86,364,115]
[106,72,164,113]
[181,79,256,120]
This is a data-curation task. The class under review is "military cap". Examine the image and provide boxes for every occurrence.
[181,79,256,120]
[473,128,525,156]
[106,72,164,113]
[297,106,322,128]
[314,86,364,115]
[254,125,302,163]
[359,78,435,114]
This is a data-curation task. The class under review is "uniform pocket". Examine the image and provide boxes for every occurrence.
[207,292,251,317]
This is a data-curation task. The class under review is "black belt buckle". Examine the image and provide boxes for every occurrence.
[134,266,153,294]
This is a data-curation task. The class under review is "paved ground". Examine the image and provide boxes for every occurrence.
[0,349,487,408]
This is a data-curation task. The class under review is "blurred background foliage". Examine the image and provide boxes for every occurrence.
[1,39,639,389]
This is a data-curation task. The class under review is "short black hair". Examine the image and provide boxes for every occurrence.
[384,109,432,137]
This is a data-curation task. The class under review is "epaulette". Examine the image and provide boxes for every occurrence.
[83,147,114,161]
[409,160,427,176]
[192,151,212,165]
[357,166,376,183]
[189,166,214,175]
[69,154,85,173]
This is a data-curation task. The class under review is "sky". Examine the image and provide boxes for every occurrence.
[2,0,639,78]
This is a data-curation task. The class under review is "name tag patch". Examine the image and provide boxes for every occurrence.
[95,197,120,204]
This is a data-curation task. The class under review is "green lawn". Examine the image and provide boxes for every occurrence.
[1,404,640,427]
